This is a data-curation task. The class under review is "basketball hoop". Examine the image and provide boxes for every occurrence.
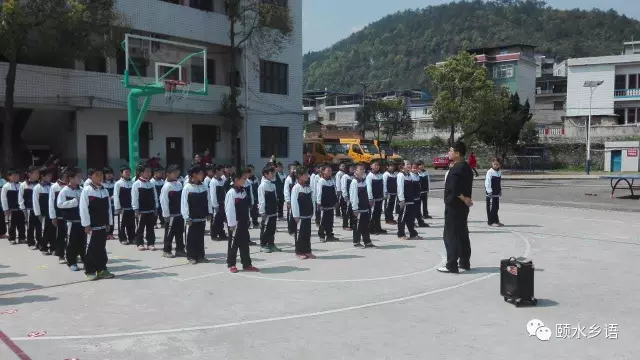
[164,79,190,106]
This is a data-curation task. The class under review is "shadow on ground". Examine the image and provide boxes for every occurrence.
[0,272,27,280]
[259,266,310,274]
[319,254,365,260]
[118,271,179,280]
[0,295,58,306]
[0,282,43,293]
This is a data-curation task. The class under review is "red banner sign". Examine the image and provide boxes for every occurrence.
[627,149,638,157]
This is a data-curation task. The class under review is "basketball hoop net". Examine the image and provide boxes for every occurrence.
[164,79,190,106]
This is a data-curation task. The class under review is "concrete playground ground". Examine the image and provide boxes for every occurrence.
[1,178,639,359]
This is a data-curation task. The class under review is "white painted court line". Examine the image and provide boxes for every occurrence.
[9,231,531,342]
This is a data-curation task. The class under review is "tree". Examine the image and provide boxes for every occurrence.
[0,0,123,168]
[355,101,378,138]
[425,50,495,145]
[475,91,533,160]
[378,99,414,143]
[519,122,539,145]
[220,0,293,169]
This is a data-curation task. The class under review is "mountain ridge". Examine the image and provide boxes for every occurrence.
[303,0,640,92]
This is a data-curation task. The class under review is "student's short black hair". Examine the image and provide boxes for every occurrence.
[292,161,301,166]
[415,160,425,166]
[27,166,39,174]
[188,166,203,176]
[295,166,308,177]
[224,164,231,169]
[262,166,275,175]
[39,167,53,175]
[137,164,151,173]
[103,167,114,175]
[119,166,131,173]
[6,168,19,176]
[247,164,254,169]
[87,168,103,176]
[214,164,223,172]
[355,162,366,169]
[288,163,297,170]
[493,157,502,164]
[65,167,79,178]
[205,164,214,171]
[452,140,467,157]
[370,159,380,165]
[242,167,252,175]
[153,167,165,174]
[166,164,181,173]
[275,161,283,167]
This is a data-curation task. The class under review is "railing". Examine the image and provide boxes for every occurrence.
[614,89,640,98]
[538,127,564,137]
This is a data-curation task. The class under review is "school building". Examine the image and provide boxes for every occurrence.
[0,0,303,171]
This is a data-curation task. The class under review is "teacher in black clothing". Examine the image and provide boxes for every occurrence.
[438,140,474,274]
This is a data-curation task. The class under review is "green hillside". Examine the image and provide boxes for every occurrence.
[303,0,640,92]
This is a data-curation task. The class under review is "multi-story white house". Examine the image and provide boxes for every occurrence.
[0,0,303,170]
[564,41,640,139]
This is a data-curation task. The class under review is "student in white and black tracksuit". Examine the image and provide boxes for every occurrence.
[20,166,41,249]
[132,165,158,250]
[114,167,135,244]
[283,168,297,236]
[410,168,428,228]
[366,160,386,234]
[291,167,315,258]
[417,161,432,220]
[258,166,279,252]
[1,169,25,244]
[247,166,260,228]
[57,168,85,270]
[181,166,212,264]
[102,167,115,238]
[225,170,259,273]
[340,165,355,230]
[310,169,322,226]
[274,163,287,220]
[350,164,376,248]
[151,169,165,227]
[160,165,185,258]
[210,167,228,241]
[80,170,115,280]
[334,163,346,217]
[383,163,398,224]
[485,159,503,227]
[0,175,5,238]
[396,167,419,239]
[33,168,55,255]
[316,167,338,241]
[49,175,68,262]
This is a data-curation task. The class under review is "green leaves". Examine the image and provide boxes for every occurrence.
[355,99,414,142]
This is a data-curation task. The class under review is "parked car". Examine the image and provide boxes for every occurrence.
[432,154,452,170]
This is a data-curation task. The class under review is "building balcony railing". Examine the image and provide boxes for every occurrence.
[614,88,640,98]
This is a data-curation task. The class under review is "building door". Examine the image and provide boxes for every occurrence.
[166,137,184,173]
[192,125,218,160]
[611,150,622,172]
[86,135,108,170]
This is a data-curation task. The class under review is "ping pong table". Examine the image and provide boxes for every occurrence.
[599,174,640,198]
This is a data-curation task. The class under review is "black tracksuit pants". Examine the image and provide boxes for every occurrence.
[135,212,156,246]
[443,205,471,271]
[53,218,67,258]
[277,194,284,219]
[315,208,321,226]
[397,203,418,238]
[250,204,259,226]
[119,210,136,243]
[37,216,56,252]
[211,210,227,239]
[486,197,500,225]
[163,216,185,253]
[85,228,108,274]
[186,220,206,260]
[295,218,312,254]
[227,225,252,267]
[260,215,277,247]
[342,202,355,229]
[26,210,41,247]
[66,222,86,267]
[353,211,372,245]
[369,200,383,232]
[8,210,26,241]
[420,193,430,218]
[287,205,296,235]
[335,193,342,217]
[385,194,396,221]
[0,210,5,236]
[318,208,334,238]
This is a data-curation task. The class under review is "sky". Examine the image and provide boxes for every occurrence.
[302,0,640,53]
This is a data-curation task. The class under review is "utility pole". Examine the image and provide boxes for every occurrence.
[583,80,603,175]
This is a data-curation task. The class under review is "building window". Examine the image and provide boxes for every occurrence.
[191,59,216,85]
[317,116,324,122]
[261,126,288,158]
[261,0,288,7]
[553,101,564,111]
[85,57,106,73]
[615,75,626,89]
[614,109,625,125]
[160,0,181,4]
[628,108,637,124]
[158,65,180,81]
[629,74,639,89]
[422,108,429,115]
[260,60,288,95]
[303,113,309,122]
[493,64,514,79]
[329,112,336,121]
[119,121,150,161]
[189,0,213,11]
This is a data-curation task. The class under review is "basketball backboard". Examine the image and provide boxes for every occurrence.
[122,33,208,96]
